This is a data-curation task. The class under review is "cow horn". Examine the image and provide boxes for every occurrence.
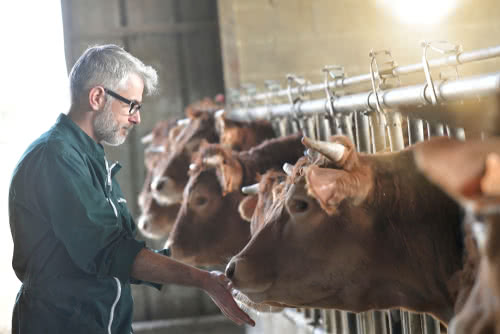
[282,163,294,176]
[215,109,225,118]
[177,118,191,126]
[241,183,259,195]
[145,145,166,154]
[141,133,153,144]
[203,155,223,167]
[301,136,345,162]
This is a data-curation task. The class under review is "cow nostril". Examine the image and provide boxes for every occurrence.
[156,179,165,191]
[225,261,236,279]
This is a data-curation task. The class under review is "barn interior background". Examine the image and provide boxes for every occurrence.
[1,0,500,333]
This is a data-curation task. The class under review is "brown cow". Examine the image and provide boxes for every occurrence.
[149,109,275,207]
[414,137,500,334]
[166,133,305,267]
[216,113,276,151]
[142,109,275,239]
[136,118,189,238]
[226,135,471,325]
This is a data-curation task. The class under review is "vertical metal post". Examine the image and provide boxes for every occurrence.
[355,112,372,153]
[278,117,291,136]
[407,118,425,145]
[347,312,359,334]
[373,311,389,334]
[369,113,387,152]
[422,314,441,334]
[447,126,466,140]
[426,122,445,137]
[388,309,402,334]
[322,115,333,139]
[321,309,333,333]
[386,112,405,151]
[305,116,318,140]
[341,113,356,144]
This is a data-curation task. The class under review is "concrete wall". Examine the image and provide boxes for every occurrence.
[218,0,500,94]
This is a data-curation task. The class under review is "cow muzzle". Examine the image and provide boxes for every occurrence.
[151,176,183,205]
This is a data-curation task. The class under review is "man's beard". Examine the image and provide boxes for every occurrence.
[93,105,132,146]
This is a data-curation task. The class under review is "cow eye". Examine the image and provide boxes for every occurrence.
[194,196,208,206]
[288,198,309,213]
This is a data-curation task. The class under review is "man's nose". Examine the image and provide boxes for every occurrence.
[129,111,141,125]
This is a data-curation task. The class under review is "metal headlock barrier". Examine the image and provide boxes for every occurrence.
[227,42,500,334]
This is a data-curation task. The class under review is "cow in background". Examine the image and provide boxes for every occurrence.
[137,97,222,239]
[139,99,276,239]
[166,133,304,267]
[137,119,185,238]
[414,137,500,334]
[226,135,472,325]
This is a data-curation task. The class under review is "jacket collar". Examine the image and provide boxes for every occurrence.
[56,113,106,159]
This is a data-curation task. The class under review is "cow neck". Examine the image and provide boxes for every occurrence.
[367,150,464,323]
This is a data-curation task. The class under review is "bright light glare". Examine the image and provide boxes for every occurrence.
[0,1,69,333]
[379,0,458,25]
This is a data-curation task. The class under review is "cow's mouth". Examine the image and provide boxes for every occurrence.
[232,289,284,313]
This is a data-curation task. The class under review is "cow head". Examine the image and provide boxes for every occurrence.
[137,167,181,239]
[226,135,462,322]
[150,112,219,206]
[166,144,251,267]
[215,111,275,151]
[414,137,500,334]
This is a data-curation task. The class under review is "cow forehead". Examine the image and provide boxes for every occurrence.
[186,169,222,197]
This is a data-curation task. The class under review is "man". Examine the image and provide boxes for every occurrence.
[8,44,254,333]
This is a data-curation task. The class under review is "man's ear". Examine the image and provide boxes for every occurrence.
[239,195,259,222]
[89,86,106,111]
[305,165,373,215]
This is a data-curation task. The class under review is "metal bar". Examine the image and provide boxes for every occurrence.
[386,112,405,151]
[237,45,500,104]
[227,72,500,122]
[388,310,402,334]
[341,114,356,144]
[369,113,387,152]
[373,310,389,334]
[355,112,372,153]
[408,312,424,333]
[427,122,445,137]
[447,126,466,140]
[422,314,441,334]
[408,118,425,145]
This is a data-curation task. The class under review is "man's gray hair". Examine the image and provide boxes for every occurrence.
[69,44,158,106]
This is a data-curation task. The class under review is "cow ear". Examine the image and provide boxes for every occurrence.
[239,195,259,222]
[168,124,185,142]
[414,137,485,201]
[305,165,373,215]
[481,153,500,196]
[214,154,244,195]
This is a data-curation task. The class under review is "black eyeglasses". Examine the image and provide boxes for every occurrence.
[104,88,142,115]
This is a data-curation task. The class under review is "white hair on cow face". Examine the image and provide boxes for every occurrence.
[69,44,158,107]
[93,99,128,146]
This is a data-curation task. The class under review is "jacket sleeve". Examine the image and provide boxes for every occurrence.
[36,146,145,283]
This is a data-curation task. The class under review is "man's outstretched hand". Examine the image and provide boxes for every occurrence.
[203,271,255,327]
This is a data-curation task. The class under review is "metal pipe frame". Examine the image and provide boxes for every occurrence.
[226,71,500,122]
[236,44,500,104]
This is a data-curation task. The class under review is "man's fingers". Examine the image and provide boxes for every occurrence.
[222,295,255,326]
